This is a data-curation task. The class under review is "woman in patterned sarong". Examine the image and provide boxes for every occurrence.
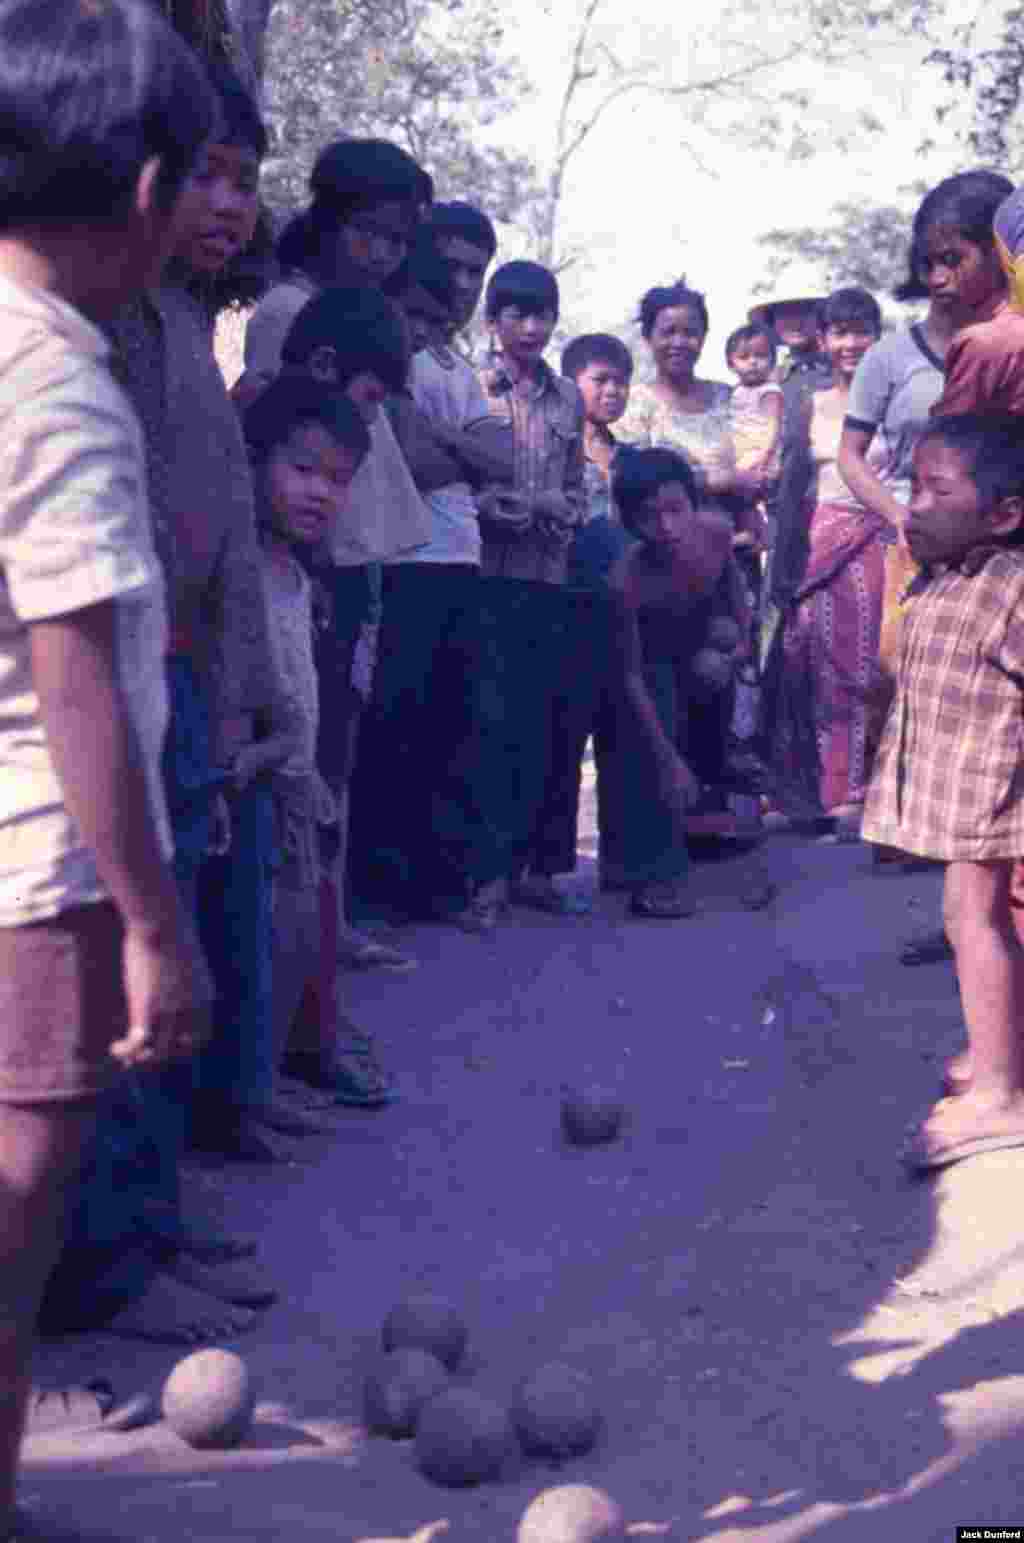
[768,288,887,828]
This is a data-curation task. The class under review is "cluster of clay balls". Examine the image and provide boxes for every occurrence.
[364,1293,603,1490]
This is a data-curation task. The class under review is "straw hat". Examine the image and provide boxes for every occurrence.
[748,262,827,327]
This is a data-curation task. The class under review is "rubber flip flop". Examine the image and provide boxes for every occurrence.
[905,1127,1024,1173]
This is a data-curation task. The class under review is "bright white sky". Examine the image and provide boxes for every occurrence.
[486,0,968,368]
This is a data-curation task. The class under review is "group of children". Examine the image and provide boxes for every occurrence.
[9,1,1024,1533]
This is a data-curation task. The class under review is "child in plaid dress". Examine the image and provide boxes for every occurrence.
[863,414,1024,1171]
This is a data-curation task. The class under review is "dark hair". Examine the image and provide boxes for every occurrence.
[917,414,1024,533]
[277,138,432,281]
[243,374,371,467]
[428,200,497,260]
[561,332,633,382]
[385,229,456,314]
[0,0,215,228]
[205,58,267,157]
[820,286,883,335]
[485,259,559,322]
[725,322,777,365]
[896,169,1015,302]
[612,445,700,536]
[281,284,410,395]
[638,282,709,340]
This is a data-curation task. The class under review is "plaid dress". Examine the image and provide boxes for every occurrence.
[862,545,1024,860]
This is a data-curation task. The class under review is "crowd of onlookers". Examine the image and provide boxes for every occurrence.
[9,1,1024,1532]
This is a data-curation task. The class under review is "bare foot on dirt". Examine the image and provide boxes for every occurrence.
[104,1274,256,1344]
[163,1253,278,1309]
[908,1088,1024,1171]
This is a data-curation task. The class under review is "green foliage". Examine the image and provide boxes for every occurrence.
[754,191,926,302]
[260,0,544,226]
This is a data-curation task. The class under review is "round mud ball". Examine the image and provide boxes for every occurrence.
[415,1387,515,1487]
[707,615,742,653]
[381,1294,468,1371]
[516,1484,626,1543]
[692,646,734,692]
[363,1348,449,1438]
[560,1087,625,1148]
[161,1348,254,1450]
[512,1363,602,1460]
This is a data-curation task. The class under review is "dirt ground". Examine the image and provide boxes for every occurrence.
[24,778,1024,1541]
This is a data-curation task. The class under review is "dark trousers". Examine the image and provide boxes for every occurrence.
[348,562,482,917]
[449,578,607,886]
[194,780,277,1109]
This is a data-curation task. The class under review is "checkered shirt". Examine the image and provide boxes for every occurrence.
[863,545,1024,860]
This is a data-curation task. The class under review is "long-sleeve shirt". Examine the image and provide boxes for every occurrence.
[107,285,299,766]
[477,358,586,586]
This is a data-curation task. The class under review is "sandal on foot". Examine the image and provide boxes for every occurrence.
[336,927,416,972]
[630,882,696,919]
[513,876,575,915]
[326,1022,398,1108]
[906,1124,1024,1173]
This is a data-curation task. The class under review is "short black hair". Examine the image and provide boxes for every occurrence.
[612,445,700,537]
[561,333,633,382]
[821,286,883,336]
[428,200,497,260]
[638,282,709,340]
[277,138,432,280]
[0,0,215,229]
[206,58,268,158]
[896,169,1015,302]
[917,414,1024,532]
[385,229,456,314]
[281,284,410,395]
[485,260,559,322]
[243,374,371,466]
[725,322,777,365]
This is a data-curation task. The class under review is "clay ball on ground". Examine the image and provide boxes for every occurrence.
[517,1484,626,1543]
[560,1087,625,1147]
[363,1348,449,1438]
[381,1294,468,1370]
[161,1348,253,1449]
[415,1387,515,1487]
[512,1362,602,1460]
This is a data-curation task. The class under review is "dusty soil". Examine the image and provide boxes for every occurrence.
[25,787,1024,1541]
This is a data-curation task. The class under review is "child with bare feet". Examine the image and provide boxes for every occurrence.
[862,415,1024,1171]
[0,2,215,1533]
[242,379,371,1117]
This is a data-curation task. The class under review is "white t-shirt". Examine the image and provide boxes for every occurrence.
[0,276,171,926]
[405,346,496,566]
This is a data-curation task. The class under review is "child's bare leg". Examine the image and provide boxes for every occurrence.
[921,861,1024,1151]
[0,1101,96,1526]
[949,858,1024,1094]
